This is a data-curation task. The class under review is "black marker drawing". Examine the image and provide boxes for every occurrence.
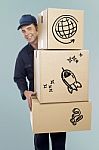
[70,108,83,125]
[50,80,55,84]
[43,80,55,92]
[67,55,79,63]
[79,53,83,57]
[67,53,83,64]
[49,85,53,92]
[43,84,47,88]
[72,55,78,62]
[52,15,78,44]
[61,67,82,94]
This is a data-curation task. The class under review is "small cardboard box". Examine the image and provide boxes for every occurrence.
[34,49,89,103]
[30,99,92,133]
[38,8,84,50]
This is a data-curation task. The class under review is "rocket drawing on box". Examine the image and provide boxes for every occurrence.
[61,67,82,94]
[52,15,78,44]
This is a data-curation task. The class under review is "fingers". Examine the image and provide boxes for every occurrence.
[31,91,37,96]
[31,92,37,99]
[24,90,36,100]
[24,90,37,111]
[28,98,32,111]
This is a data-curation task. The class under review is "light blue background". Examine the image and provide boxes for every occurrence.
[0,0,98,149]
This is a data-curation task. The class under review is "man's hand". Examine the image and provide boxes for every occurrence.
[24,90,37,111]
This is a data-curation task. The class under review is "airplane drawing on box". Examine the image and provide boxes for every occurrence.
[70,108,83,125]
[52,15,78,44]
[61,67,82,94]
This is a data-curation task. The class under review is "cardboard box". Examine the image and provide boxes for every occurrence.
[30,99,92,133]
[38,8,84,50]
[34,49,89,103]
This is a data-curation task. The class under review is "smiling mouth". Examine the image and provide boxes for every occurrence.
[26,34,33,40]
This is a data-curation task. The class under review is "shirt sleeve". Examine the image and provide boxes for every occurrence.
[14,52,28,100]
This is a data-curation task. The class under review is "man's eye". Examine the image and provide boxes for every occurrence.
[28,27,32,31]
[22,30,25,33]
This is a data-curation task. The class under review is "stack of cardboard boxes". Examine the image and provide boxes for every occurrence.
[30,8,92,133]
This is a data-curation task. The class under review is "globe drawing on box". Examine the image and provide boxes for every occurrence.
[52,15,78,44]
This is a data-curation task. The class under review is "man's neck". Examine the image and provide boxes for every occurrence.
[30,41,38,50]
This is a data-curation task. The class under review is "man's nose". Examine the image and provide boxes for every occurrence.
[25,31,29,36]
[24,30,30,36]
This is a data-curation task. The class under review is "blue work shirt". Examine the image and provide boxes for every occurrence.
[14,44,34,100]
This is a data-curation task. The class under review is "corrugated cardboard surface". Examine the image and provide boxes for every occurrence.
[34,49,89,103]
[38,8,84,49]
[30,99,92,133]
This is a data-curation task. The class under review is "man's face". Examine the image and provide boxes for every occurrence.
[21,24,38,44]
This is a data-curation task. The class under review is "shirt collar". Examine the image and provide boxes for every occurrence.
[27,43,35,54]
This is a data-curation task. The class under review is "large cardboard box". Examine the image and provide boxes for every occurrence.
[34,49,89,103]
[38,8,84,50]
[30,99,92,133]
